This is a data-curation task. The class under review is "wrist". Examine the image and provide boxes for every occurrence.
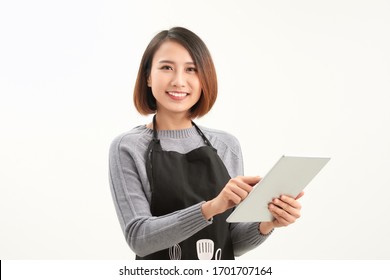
[259,222,275,235]
[201,200,220,220]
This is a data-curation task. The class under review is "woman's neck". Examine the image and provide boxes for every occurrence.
[148,112,193,131]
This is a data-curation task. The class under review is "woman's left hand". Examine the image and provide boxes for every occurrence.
[259,192,304,235]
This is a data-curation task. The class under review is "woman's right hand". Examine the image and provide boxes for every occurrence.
[201,176,261,220]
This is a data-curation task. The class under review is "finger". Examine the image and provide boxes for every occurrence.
[226,189,242,205]
[269,203,296,224]
[272,210,293,226]
[230,178,253,193]
[239,176,262,186]
[219,187,242,208]
[295,192,305,200]
[272,198,301,218]
[227,183,250,200]
[279,195,302,210]
[269,206,291,226]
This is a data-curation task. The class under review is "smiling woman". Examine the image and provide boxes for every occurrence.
[109,27,303,260]
[133,27,217,120]
[146,41,202,121]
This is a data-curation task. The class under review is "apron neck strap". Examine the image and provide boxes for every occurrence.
[152,115,159,140]
[191,121,213,147]
[151,114,213,147]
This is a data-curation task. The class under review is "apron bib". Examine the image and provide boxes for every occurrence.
[136,115,234,260]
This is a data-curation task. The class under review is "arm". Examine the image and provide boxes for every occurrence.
[109,135,211,257]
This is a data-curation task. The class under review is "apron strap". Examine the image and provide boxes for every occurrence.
[146,120,160,193]
[191,121,213,147]
[152,115,159,140]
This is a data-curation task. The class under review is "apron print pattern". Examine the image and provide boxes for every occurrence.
[169,243,182,260]
[196,239,222,260]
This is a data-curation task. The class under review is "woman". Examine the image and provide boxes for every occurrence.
[109,27,303,260]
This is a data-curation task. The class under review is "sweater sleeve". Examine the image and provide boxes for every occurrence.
[230,222,273,256]
[108,134,212,257]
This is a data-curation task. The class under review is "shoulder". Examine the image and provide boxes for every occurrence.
[198,126,242,158]
[109,125,152,155]
[200,126,241,146]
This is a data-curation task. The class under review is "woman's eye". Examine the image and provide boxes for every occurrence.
[187,67,197,73]
[160,65,173,70]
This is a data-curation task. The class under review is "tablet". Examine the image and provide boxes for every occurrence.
[226,155,330,222]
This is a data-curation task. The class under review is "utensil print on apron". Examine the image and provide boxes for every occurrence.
[136,115,235,260]
[196,239,214,260]
[169,244,182,260]
[215,248,222,260]
[196,239,223,260]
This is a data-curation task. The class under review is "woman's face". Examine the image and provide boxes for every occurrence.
[148,41,202,117]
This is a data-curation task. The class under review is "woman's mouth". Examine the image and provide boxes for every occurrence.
[166,91,188,100]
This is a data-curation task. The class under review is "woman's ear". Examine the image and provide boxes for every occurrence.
[147,76,151,87]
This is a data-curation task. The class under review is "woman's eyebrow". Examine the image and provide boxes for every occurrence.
[158,60,195,65]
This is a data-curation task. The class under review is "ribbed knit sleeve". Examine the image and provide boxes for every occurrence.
[230,222,273,256]
[109,128,213,257]
[178,202,213,236]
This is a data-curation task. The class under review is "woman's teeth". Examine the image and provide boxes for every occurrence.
[168,92,187,97]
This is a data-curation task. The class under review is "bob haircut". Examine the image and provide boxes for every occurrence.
[133,27,218,119]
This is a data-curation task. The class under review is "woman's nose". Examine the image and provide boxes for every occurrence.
[171,72,186,87]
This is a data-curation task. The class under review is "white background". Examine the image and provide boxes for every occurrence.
[0,0,389,259]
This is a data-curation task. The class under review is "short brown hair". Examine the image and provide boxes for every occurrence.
[133,27,218,118]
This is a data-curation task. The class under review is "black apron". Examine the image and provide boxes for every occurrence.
[136,115,235,260]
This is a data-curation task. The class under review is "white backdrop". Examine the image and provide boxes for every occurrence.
[1,0,389,259]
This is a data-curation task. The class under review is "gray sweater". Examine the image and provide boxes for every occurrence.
[109,124,272,257]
